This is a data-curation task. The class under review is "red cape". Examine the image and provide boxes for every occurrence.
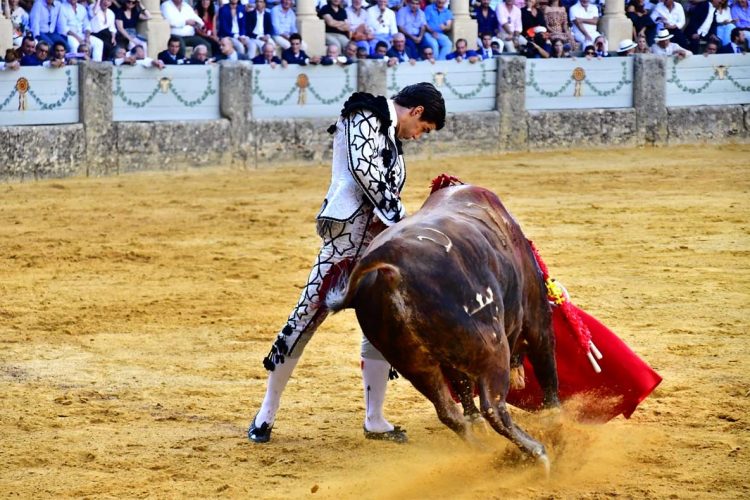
[507,304,662,422]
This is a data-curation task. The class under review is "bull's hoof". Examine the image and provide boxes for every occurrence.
[363,425,408,444]
[537,453,551,478]
[248,417,273,444]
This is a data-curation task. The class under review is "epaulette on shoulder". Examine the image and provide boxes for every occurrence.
[327,92,391,135]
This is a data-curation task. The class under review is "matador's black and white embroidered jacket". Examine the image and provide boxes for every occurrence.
[317,92,406,226]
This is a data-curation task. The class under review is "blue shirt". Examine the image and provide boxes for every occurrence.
[30,0,61,37]
[396,6,426,37]
[424,4,453,35]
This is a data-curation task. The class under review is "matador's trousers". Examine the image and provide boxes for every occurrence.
[263,204,385,371]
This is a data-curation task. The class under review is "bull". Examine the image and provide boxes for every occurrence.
[327,181,560,469]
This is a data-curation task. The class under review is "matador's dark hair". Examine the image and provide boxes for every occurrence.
[393,82,446,131]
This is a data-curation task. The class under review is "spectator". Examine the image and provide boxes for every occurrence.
[217,35,250,61]
[30,0,69,52]
[15,34,35,59]
[524,26,551,57]
[569,0,600,49]
[397,0,430,59]
[369,39,389,58]
[719,27,746,53]
[3,0,29,48]
[251,41,281,66]
[714,0,736,46]
[386,31,417,64]
[45,40,67,66]
[246,0,275,58]
[731,0,750,41]
[71,40,91,61]
[272,0,303,51]
[113,44,135,64]
[158,35,185,64]
[20,40,49,65]
[320,43,352,65]
[616,38,637,55]
[217,0,247,56]
[477,31,502,58]
[347,0,374,50]
[446,37,480,62]
[626,0,656,45]
[194,0,221,56]
[344,40,358,60]
[186,43,211,64]
[544,0,576,49]
[131,44,165,67]
[424,0,453,59]
[2,48,21,70]
[420,45,435,62]
[356,45,369,58]
[592,33,609,56]
[58,0,104,61]
[497,0,523,52]
[282,32,320,64]
[161,0,212,58]
[684,0,717,54]
[550,38,571,57]
[651,28,691,57]
[650,0,688,49]
[115,0,150,54]
[521,0,545,36]
[475,0,500,40]
[634,33,650,52]
[702,38,719,55]
[368,0,398,53]
[89,0,117,61]
[319,0,350,53]
[582,43,596,57]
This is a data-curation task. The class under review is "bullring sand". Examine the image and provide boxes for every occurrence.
[1,145,748,498]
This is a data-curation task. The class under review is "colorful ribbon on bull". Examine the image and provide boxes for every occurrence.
[429,173,603,374]
[528,240,603,373]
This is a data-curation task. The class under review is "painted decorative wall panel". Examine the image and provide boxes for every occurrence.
[386,59,497,112]
[112,65,220,122]
[666,54,750,107]
[0,67,79,126]
[526,58,633,110]
[252,64,355,119]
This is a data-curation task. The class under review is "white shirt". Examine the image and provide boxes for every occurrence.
[161,0,204,37]
[651,41,691,56]
[346,6,369,30]
[696,3,716,37]
[58,2,91,37]
[650,1,685,30]
[570,2,600,42]
[253,9,268,37]
[367,6,397,37]
[89,5,116,34]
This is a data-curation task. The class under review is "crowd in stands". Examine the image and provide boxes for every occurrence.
[1,0,749,70]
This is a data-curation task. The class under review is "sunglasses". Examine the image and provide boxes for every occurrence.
[585,50,595,55]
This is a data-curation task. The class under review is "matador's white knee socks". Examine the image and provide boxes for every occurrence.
[254,357,300,427]
[362,358,395,433]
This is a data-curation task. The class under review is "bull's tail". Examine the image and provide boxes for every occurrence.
[326,261,401,313]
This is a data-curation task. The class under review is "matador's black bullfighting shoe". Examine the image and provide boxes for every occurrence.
[248,416,273,444]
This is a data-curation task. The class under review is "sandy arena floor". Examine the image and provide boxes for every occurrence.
[1,145,748,499]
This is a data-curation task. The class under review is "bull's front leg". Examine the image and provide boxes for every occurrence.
[442,367,485,431]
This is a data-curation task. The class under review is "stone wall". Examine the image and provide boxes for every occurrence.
[1,57,748,182]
